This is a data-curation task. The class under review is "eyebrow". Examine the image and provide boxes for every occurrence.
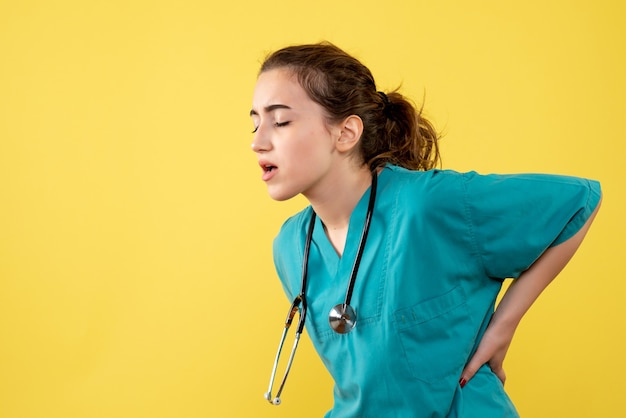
[249,104,292,117]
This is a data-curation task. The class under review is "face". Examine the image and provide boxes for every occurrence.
[250,68,341,201]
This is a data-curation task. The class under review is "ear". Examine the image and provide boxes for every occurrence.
[335,115,363,153]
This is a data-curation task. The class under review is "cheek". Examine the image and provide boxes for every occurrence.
[301,127,335,155]
[286,132,316,156]
[279,124,335,170]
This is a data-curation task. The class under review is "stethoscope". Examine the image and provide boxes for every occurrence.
[264,171,378,405]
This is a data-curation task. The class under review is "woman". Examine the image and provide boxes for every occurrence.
[250,42,601,417]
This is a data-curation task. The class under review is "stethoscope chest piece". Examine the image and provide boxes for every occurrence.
[328,303,357,334]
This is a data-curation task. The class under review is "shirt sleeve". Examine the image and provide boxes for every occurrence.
[462,172,601,279]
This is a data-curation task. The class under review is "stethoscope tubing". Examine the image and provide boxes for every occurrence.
[342,170,377,307]
[265,170,378,404]
[264,211,316,405]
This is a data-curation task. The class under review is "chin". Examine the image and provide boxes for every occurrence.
[267,186,299,202]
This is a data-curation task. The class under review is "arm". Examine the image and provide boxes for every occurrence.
[460,197,602,387]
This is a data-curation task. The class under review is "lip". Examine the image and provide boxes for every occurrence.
[258,160,278,182]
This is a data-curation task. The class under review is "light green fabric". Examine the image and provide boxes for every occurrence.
[273,165,601,418]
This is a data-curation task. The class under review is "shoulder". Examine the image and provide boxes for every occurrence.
[273,206,313,250]
[382,164,470,203]
[385,165,600,199]
[384,164,468,185]
[272,207,313,297]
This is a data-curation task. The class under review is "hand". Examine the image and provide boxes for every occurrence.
[459,322,514,387]
[459,198,601,389]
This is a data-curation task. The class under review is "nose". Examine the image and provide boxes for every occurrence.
[251,125,271,153]
[250,141,263,152]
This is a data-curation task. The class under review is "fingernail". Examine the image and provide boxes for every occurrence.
[459,378,467,388]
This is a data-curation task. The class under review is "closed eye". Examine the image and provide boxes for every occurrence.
[251,121,289,134]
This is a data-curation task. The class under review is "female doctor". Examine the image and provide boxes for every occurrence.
[250,42,601,417]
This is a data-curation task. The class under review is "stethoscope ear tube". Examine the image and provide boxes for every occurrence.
[265,295,306,405]
[271,331,302,405]
[264,326,288,403]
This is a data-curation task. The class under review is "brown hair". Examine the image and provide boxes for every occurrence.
[259,42,440,171]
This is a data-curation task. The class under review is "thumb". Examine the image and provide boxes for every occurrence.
[488,360,507,385]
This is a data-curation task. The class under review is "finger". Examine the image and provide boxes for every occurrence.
[459,352,487,387]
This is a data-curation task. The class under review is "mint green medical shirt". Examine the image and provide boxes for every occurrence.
[273,165,601,418]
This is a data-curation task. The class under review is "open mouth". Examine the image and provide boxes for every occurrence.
[263,164,277,173]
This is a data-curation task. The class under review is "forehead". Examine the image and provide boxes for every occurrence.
[251,68,311,111]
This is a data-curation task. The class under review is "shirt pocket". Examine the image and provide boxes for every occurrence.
[393,286,475,383]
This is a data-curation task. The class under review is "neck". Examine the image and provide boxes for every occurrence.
[305,164,373,232]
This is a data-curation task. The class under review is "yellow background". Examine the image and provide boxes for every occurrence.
[1,1,624,417]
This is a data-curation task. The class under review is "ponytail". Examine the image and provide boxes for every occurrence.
[260,42,441,171]
[365,90,440,171]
